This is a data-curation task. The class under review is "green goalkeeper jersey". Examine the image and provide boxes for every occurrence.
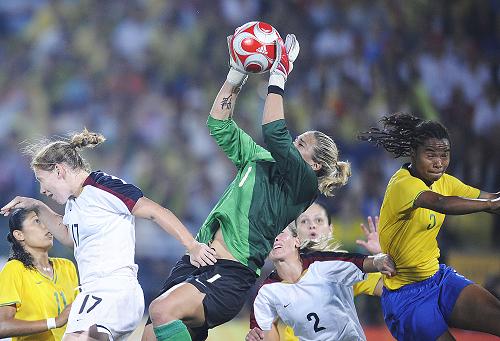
[196,116,318,275]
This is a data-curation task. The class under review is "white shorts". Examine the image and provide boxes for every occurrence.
[65,276,144,341]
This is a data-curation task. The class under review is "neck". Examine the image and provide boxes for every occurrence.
[26,247,50,268]
[72,170,91,197]
[274,256,303,283]
[408,163,433,187]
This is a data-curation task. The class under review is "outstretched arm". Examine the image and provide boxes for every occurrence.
[415,191,500,215]
[132,197,216,267]
[1,197,73,248]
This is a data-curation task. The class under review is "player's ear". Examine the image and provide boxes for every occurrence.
[54,163,67,178]
[294,236,301,248]
[12,229,24,242]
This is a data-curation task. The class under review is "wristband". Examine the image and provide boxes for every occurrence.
[268,74,286,91]
[267,85,284,97]
[47,317,57,330]
[226,68,248,88]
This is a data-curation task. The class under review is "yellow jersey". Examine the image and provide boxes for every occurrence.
[0,258,79,341]
[379,165,480,290]
[282,272,382,341]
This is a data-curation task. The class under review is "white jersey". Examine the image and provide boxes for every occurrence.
[63,171,143,285]
[253,252,368,341]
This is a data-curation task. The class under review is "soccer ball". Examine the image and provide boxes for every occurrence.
[229,21,282,74]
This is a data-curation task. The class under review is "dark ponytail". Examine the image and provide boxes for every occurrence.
[7,209,36,269]
[358,113,450,158]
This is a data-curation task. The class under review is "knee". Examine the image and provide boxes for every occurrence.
[149,297,178,325]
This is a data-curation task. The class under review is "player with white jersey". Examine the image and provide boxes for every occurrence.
[1,129,217,341]
[250,227,396,341]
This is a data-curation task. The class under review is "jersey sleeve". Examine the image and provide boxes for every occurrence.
[250,272,281,329]
[0,261,23,308]
[262,120,317,201]
[442,174,481,198]
[207,116,268,168]
[253,288,278,331]
[353,272,382,296]
[84,171,144,213]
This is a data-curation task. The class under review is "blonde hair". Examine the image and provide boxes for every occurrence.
[311,131,352,197]
[25,128,106,172]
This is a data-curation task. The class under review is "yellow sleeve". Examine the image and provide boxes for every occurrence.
[0,261,24,308]
[353,273,382,296]
[442,174,480,198]
[281,324,299,341]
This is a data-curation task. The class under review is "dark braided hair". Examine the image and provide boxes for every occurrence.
[7,208,36,269]
[358,113,450,158]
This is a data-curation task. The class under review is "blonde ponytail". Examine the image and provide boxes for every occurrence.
[26,128,106,172]
[311,131,352,197]
[70,128,106,149]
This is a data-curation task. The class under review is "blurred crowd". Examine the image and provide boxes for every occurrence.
[0,0,499,326]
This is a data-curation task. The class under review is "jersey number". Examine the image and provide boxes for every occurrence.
[307,312,326,333]
[426,214,436,230]
[54,291,67,314]
[70,223,80,246]
[78,294,103,314]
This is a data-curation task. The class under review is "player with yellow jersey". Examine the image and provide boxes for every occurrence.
[360,113,500,340]
[0,208,78,341]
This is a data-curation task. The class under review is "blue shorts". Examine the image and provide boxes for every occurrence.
[381,264,473,341]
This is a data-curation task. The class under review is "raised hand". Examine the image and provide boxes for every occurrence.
[1,196,41,216]
[188,241,217,267]
[226,34,249,90]
[356,216,382,255]
[269,33,300,90]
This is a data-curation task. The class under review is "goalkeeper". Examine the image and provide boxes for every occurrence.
[142,32,351,341]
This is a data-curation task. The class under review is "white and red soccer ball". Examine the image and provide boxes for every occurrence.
[229,21,282,74]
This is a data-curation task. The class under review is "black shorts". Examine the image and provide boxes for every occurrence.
[147,255,257,340]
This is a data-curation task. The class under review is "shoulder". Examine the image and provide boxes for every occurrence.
[50,258,76,270]
[83,171,143,210]
[84,171,132,189]
[1,259,26,273]
[301,251,365,270]
[390,166,423,186]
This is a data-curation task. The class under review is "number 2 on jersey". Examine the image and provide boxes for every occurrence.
[307,312,326,333]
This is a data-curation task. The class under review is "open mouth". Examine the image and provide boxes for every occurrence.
[273,244,283,250]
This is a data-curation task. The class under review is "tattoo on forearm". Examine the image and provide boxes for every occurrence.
[221,95,232,110]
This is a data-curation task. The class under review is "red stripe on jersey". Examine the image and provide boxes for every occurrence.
[301,251,366,272]
[83,174,140,212]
